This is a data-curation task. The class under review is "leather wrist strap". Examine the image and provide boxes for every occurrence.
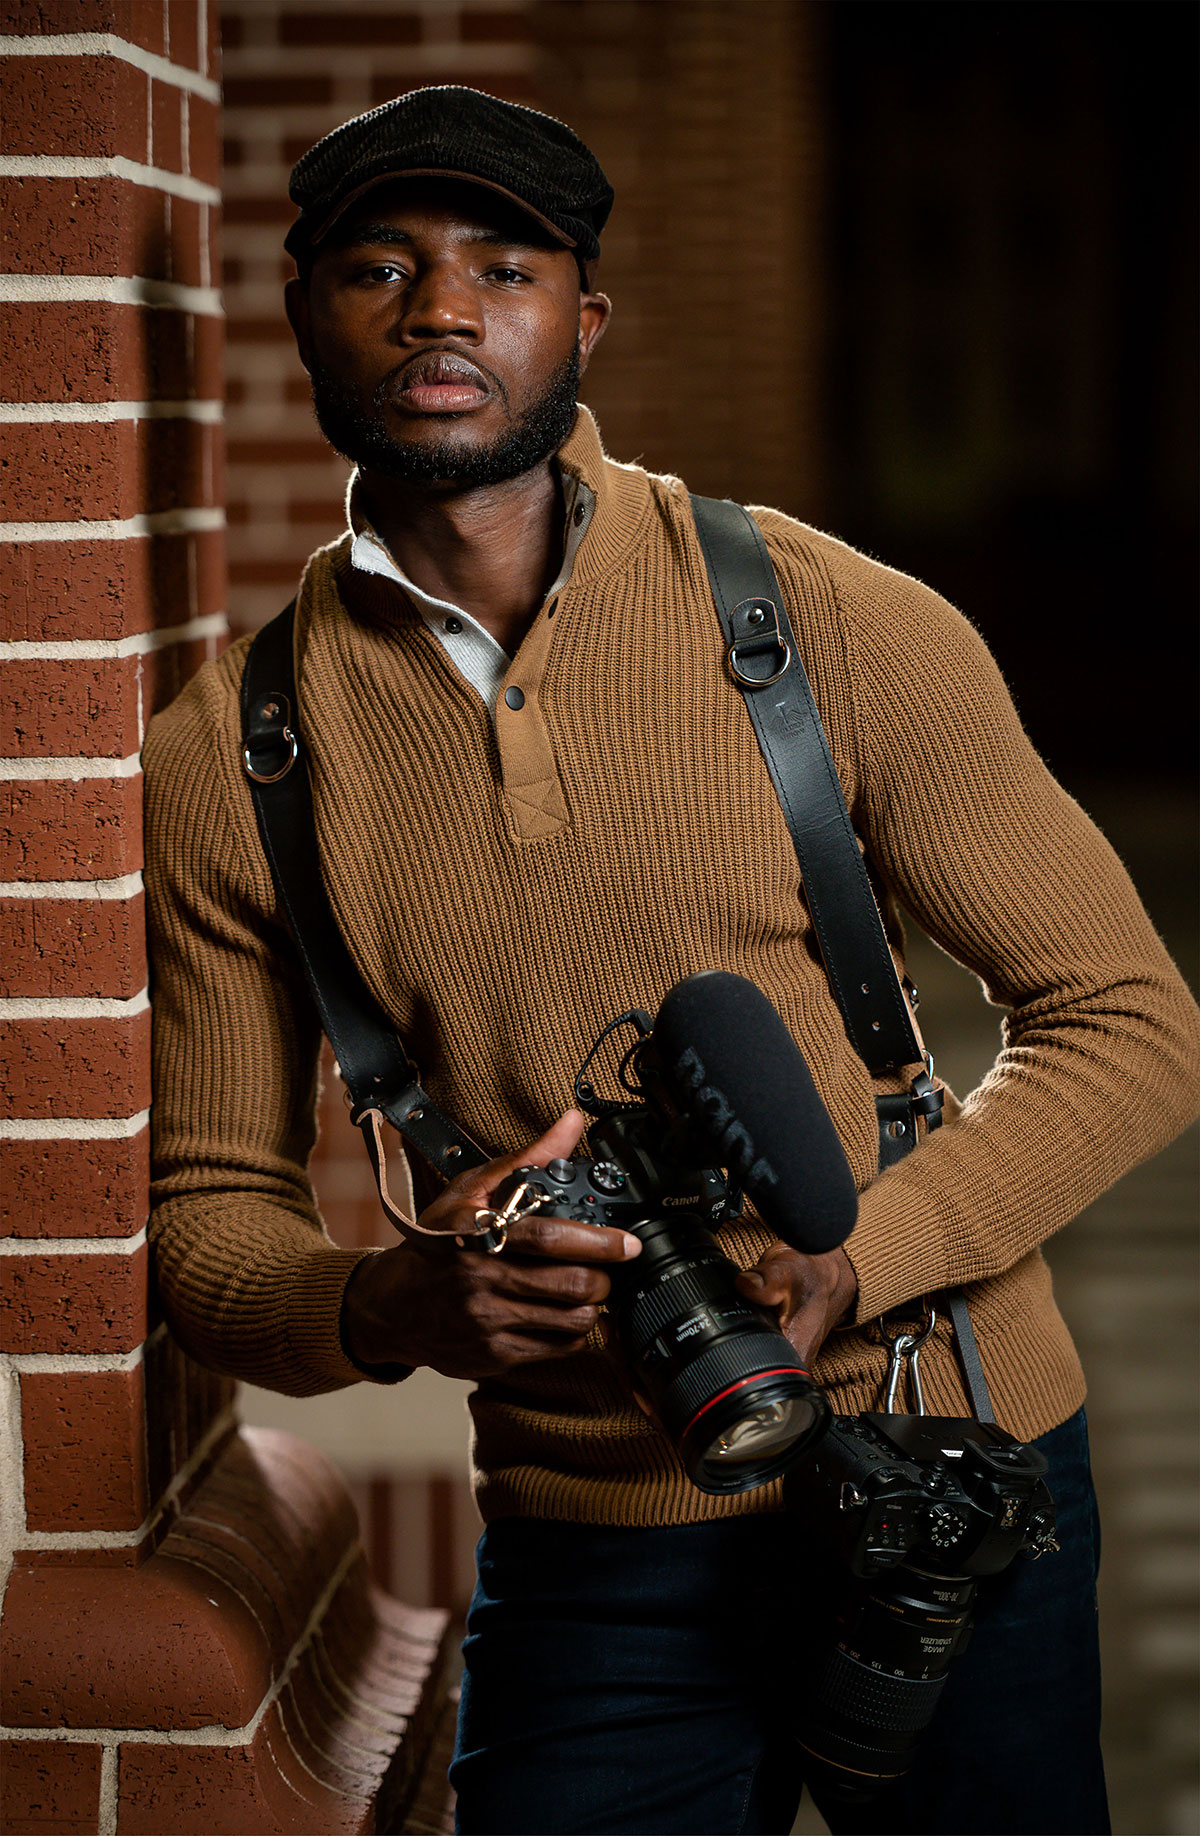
[239,600,492,1242]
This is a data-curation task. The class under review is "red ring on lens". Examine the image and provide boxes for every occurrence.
[683,1367,813,1437]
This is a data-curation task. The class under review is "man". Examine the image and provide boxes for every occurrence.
[144,88,1200,1835]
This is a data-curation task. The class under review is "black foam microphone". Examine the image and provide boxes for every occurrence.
[651,970,859,1254]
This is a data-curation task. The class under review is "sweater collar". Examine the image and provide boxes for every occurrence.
[335,403,654,618]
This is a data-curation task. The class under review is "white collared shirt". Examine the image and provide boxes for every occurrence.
[348,467,596,728]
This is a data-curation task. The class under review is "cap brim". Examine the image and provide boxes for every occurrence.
[307,168,578,252]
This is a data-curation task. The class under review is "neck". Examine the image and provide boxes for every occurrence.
[359,462,563,654]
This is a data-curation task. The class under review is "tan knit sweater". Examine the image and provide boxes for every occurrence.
[144,409,1200,1526]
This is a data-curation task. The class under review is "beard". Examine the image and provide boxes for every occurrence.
[309,345,581,488]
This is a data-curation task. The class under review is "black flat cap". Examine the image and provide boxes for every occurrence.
[285,86,614,265]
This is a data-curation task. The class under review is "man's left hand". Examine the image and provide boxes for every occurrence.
[734,1242,858,1366]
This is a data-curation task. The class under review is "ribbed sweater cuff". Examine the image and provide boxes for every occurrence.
[842,1181,952,1325]
[286,1247,407,1389]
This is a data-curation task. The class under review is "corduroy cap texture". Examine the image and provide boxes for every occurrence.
[285,86,614,264]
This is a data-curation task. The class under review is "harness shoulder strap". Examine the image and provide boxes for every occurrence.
[688,496,996,1421]
[239,601,491,1237]
[688,496,940,1120]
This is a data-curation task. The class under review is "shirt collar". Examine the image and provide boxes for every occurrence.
[346,462,595,633]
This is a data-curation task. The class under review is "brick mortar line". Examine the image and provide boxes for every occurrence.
[0,754,141,781]
[0,1536,363,1746]
[222,42,532,79]
[0,156,220,207]
[0,1111,150,1141]
[1,507,225,542]
[0,32,219,101]
[0,987,149,1018]
[0,874,144,899]
[0,401,223,424]
[0,1358,27,1604]
[0,274,223,316]
[1,1226,148,1256]
[11,1346,147,1373]
[0,614,226,662]
[97,1744,118,1836]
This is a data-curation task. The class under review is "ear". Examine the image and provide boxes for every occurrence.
[284,275,313,374]
[577,290,612,377]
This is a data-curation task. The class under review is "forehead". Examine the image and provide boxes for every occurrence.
[324,177,565,254]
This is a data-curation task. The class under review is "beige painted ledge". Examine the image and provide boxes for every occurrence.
[240,1367,475,1476]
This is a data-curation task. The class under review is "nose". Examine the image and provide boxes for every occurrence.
[397,260,483,343]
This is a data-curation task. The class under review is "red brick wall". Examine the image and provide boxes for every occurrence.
[535,0,827,517]
[0,9,451,1830]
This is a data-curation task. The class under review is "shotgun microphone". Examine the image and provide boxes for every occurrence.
[651,970,859,1254]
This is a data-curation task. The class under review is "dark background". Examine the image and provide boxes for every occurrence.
[824,0,1197,786]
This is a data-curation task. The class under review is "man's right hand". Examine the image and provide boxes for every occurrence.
[339,1110,642,1380]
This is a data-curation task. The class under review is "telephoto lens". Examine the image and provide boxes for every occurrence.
[783,1413,1059,1800]
[615,1209,830,1494]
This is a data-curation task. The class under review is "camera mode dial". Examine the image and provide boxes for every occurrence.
[589,1161,627,1194]
[925,1503,968,1548]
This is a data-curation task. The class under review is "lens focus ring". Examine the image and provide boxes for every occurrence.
[815,1647,949,1734]
[623,1257,733,1344]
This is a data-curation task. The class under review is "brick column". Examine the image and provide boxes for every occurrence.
[0,9,452,1833]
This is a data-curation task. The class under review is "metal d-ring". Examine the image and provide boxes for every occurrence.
[242,730,298,784]
[728,638,791,687]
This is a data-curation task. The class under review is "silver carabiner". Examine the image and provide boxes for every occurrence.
[881,1307,938,1414]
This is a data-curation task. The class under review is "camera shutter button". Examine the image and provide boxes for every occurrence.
[547,1159,575,1183]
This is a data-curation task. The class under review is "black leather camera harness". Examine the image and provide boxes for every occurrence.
[239,494,992,1418]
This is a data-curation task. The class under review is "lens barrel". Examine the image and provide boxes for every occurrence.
[796,1567,976,1802]
[614,1212,829,1494]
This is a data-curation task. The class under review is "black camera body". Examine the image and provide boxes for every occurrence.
[496,1144,831,1496]
[789,1410,1058,1580]
[783,1412,1059,1801]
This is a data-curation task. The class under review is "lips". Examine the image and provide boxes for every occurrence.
[392,350,491,413]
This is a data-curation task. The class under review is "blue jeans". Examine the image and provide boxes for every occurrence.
[452,1408,1109,1835]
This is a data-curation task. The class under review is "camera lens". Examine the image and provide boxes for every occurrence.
[615,1213,830,1494]
[685,1375,827,1491]
[709,1397,820,1463]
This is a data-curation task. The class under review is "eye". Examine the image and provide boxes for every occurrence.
[488,265,532,286]
[356,261,407,286]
